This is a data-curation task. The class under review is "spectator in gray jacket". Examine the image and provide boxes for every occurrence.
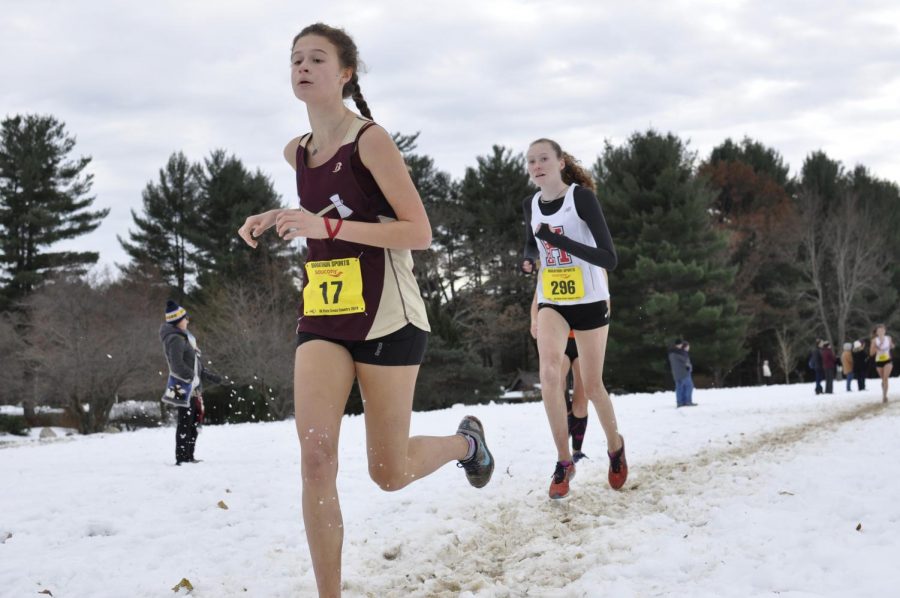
[668,339,697,408]
[160,300,221,465]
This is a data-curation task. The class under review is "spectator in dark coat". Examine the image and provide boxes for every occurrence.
[809,340,825,395]
[160,300,222,466]
[821,341,836,394]
[668,339,696,408]
[851,339,868,391]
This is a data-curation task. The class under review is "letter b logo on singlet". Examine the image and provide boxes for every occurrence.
[541,225,573,266]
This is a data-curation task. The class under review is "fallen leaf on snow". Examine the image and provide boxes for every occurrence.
[856,523,862,532]
[38,590,53,597]
[217,500,229,510]
[172,578,194,593]
[778,491,795,496]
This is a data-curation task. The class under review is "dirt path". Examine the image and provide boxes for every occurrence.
[351,401,893,597]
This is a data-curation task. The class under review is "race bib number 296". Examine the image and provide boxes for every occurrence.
[541,266,585,301]
[303,258,365,316]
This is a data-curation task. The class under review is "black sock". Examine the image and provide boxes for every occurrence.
[570,415,588,451]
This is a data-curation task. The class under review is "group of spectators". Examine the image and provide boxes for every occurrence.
[807,325,895,401]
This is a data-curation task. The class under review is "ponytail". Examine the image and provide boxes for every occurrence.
[560,151,595,192]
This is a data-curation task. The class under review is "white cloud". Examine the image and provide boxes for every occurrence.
[2,0,899,268]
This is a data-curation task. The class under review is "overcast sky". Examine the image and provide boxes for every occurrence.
[3,0,900,269]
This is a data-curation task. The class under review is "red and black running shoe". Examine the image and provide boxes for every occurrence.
[607,435,628,490]
[549,460,575,499]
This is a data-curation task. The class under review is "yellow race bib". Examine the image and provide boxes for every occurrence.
[303,258,365,316]
[541,266,585,301]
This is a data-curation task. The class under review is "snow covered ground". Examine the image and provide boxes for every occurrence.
[2,383,898,597]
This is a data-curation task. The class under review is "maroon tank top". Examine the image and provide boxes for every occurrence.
[295,118,399,341]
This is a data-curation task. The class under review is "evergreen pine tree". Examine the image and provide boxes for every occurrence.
[0,114,108,309]
[457,145,536,372]
[595,130,748,390]
[191,149,292,294]
[394,133,466,344]
[457,145,534,292]
[118,151,201,299]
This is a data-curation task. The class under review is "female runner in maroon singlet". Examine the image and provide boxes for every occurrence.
[237,24,493,597]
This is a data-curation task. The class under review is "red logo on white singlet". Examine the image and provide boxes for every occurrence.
[541,225,573,266]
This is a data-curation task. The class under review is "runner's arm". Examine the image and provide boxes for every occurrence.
[332,125,431,249]
[522,197,539,271]
[533,187,617,270]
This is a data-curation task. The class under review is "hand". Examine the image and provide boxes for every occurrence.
[534,223,555,246]
[275,209,329,241]
[522,259,535,274]
[238,210,280,248]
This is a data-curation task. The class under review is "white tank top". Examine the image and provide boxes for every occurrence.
[874,335,892,362]
[531,184,610,305]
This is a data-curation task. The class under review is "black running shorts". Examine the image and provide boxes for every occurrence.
[296,323,428,366]
[538,300,610,331]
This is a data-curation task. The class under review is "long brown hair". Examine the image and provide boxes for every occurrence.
[293,23,372,120]
[529,138,595,191]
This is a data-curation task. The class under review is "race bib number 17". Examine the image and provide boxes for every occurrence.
[541,266,585,301]
[303,258,365,316]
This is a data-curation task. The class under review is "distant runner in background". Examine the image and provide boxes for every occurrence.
[870,324,894,403]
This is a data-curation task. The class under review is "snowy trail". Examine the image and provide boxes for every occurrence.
[348,400,897,597]
[3,386,899,597]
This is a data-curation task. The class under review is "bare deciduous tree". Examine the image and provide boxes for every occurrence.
[773,322,811,384]
[794,189,891,346]
[26,273,167,433]
[202,269,296,419]
[828,193,890,345]
[0,312,27,404]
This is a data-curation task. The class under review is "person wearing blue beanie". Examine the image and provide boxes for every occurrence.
[159,300,221,465]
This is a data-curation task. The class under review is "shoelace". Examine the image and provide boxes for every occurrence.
[458,457,479,473]
[609,450,623,473]
[553,462,569,484]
